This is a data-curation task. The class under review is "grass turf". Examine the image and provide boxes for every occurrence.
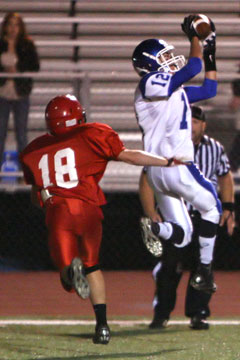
[0,321,239,360]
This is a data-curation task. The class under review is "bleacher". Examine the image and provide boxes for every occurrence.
[0,0,240,190]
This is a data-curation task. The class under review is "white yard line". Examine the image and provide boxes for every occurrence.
[0,319,239,327]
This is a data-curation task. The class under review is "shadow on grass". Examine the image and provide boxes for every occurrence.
[61,325,189,340]
[28,348,183,360]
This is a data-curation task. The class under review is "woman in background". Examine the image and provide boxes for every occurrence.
[0,12,40,166]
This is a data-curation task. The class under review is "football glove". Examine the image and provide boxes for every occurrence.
[181,15,198,41]
[203,21,216,71]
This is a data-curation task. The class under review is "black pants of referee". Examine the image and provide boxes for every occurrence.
[153,212,212,320]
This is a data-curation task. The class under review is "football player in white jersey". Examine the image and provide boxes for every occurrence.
[133,15,220,293]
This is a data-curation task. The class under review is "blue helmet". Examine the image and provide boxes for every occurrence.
[132,38,185,77]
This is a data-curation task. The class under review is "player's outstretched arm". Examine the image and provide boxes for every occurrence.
[117,149,168,166]
[117,149,183,167]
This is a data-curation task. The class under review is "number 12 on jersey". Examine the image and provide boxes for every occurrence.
[39,147,79,189]
[180,92,188,130]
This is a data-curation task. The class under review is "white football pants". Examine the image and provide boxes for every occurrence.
[147,163,221,248]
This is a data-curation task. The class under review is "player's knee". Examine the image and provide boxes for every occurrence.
[201,204,221,224]
[169,222,191,248]
[199,219,218,238]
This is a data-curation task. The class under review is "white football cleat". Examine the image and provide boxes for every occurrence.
[140,217,163,257]
[70,257,90,299]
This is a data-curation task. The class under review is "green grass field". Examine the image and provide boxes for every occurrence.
[0,318,239,360]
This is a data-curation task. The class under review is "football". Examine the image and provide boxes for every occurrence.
[192,14,212,40]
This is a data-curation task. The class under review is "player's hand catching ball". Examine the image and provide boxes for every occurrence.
[181,15,198,41]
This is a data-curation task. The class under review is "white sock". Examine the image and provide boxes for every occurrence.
[199,236,216,264]
[158,222,173,240]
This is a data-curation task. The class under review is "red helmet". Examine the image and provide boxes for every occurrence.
[45,94,86,136]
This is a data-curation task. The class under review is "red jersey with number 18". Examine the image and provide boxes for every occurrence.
[20,123,125,206]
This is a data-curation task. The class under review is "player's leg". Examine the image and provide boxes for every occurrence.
[184,165,220,293]
[78,203,110,345]
[148,193,192,327]
[153,191,193,248]
[12,98,29,156]
[150,244,183,329]
[163,163,221,293]
[46,198,110,344]
[45,198,90,298]
[185,213,212,329]
[0,97,11,164]
[144,167,193,251]
[186,275,212,329]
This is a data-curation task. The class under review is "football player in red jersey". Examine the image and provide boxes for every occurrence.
[20,94,177,345]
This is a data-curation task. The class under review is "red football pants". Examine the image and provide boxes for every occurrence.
[45,196,103,271]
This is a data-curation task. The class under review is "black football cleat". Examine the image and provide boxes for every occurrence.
[60,266,73,292]
[190,316,209,330]
[190,263,217,294]
[93,324,111,345]
[149,318,168,329]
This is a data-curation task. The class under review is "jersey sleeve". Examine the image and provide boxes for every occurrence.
[168,57,202,96]
[139,72,172,99]
[22,162,35,184]
[86,125,125,160]
[184,78,218,103]
[20,152,35,185]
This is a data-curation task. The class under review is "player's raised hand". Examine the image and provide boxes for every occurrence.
[203,21,217,71]
[203,32,216,56]
[181,15,198,41]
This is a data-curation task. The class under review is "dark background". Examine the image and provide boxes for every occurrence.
[0,191,240,271]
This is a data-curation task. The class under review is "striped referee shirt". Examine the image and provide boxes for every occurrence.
[187,134,230,213]
[194,134,230,190]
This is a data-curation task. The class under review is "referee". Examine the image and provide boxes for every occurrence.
[139,106,235,330]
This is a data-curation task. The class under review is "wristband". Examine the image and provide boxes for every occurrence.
[167,158,174,167]
[222,202,234,212]
[204,52,217,71]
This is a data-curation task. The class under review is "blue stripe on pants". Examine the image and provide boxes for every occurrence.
[186,162,222,214]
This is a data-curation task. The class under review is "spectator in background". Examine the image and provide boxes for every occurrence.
[0,12,40,167]
[229,79,240,112]
[139,106,235,330]
[229,78,240,172]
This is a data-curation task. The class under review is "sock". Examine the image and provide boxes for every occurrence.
[158,222,173,240]
[93,304,107,326]
[199,236,216,264]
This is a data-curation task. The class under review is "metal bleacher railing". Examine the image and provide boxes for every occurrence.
[0,11,240,191]
[1,68,240,193]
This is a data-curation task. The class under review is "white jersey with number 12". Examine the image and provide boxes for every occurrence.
[134,72,194,162]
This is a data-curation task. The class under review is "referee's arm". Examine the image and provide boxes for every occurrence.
[218,171,235,235]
